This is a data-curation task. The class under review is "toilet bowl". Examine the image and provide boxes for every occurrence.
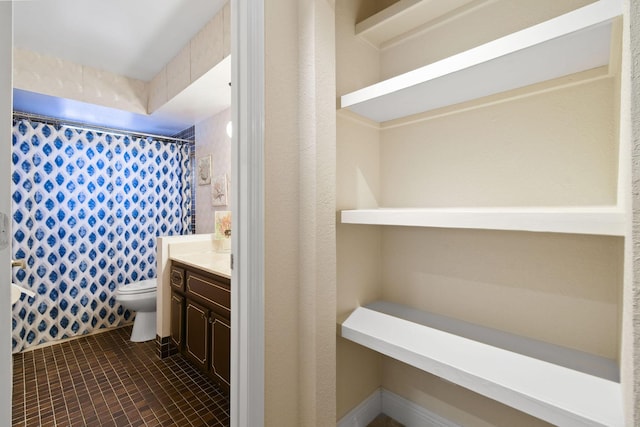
[115,278,157,342]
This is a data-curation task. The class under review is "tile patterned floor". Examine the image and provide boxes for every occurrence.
[12,326,230,427]
[368,414,404,427]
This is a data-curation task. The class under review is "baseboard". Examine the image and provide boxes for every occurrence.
[337,388,382,427]
[382,389,460,427]
[337,388,459,427]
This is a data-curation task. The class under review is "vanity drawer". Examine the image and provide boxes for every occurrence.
[170,266,185,292]
[186,271,230,318]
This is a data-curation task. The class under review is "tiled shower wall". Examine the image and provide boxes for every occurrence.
[11,119,192,352]
[172,126,196,234]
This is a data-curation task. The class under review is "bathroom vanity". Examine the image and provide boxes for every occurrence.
[163,245,231,393]
[156,235,232,393]
[170,260,230,392]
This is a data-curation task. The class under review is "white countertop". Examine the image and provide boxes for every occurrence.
[170,251,231,279]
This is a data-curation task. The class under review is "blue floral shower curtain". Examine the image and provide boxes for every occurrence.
[11,119,192,352]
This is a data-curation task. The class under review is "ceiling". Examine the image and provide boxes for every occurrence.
[12,0,230,136]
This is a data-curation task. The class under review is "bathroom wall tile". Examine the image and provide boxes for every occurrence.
[167,45,191,101]
[82,65,148,114]
[223,2,231,58]
[148,66,168,113]
[156,335,177,358]
[13,48,83,100]
[172,127,196,234]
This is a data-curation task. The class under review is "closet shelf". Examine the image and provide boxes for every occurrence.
[340,206,626,236]
[341,0,621,123]
[342,302,623,427]
[355,0,477,48]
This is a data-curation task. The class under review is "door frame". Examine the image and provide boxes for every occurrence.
[0,3,13,424]
[230,0,265,426]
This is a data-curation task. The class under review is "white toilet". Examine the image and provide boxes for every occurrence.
[115,278,157,342]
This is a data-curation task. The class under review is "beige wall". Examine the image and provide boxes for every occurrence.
[195,108,232,234]
[335,0,385,419]
[380,75,618,208]
[296,1,336,424]
[382,228,622,358]
[335,112,383,417]
[335,0,627,425]
[380,0,594,80]
[382,361,553,427]
[264,0,336,425]
[265,0,300,423]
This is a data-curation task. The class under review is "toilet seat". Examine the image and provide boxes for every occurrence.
[117,279,157,296]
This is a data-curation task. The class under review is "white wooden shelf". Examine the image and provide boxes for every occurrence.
[340,206,626,236]
[342,302,623,427]
[355,0,477,48]
[341,0,622,123]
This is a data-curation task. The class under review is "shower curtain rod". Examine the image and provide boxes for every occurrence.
[13,111,193,144]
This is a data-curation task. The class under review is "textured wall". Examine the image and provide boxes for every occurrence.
[335,0,385,419]
[264,0,336,425]
[296,0,336,424]
[264,1,301,424]
[148,2,230,112]
[11,119,191,351]
[195,108,231,235]
[13,49,148,115]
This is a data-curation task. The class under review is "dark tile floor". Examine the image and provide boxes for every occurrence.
[368,414,404,427]
[12,326,229,427]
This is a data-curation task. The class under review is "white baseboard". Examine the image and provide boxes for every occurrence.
[337,388,460,427]
[337,388,382,427]
[382,389,460,427]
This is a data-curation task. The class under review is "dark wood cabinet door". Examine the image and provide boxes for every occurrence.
[209,313,230,391]
[185,299,209,371]
[170,292,184,351]
[170,266,185,292]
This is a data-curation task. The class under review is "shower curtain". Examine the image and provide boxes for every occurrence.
[11,119,192,352]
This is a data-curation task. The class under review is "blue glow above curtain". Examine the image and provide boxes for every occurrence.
[11,119,192,352]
